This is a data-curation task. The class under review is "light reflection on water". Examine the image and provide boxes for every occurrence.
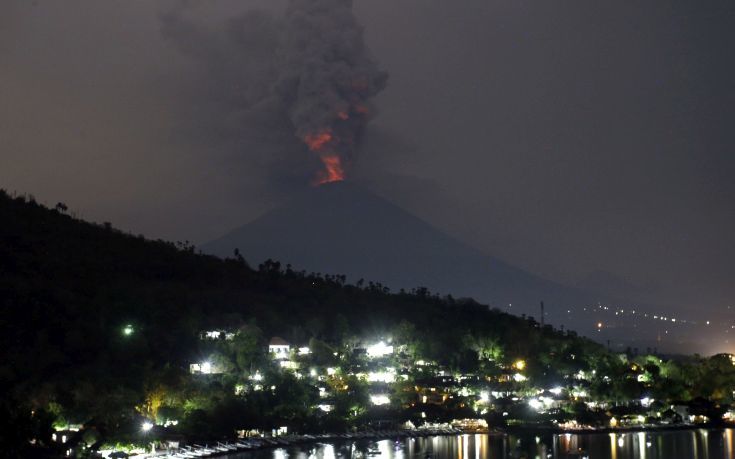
[226,429,735,459]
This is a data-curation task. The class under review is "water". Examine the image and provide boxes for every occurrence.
[224,429,735,458]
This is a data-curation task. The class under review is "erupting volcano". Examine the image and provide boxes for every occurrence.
[278,0,388,185]
[203,181,615,339]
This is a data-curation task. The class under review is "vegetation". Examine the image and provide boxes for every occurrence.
[2,190,735,457]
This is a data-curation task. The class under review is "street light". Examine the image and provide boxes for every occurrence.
[141,421,153,432]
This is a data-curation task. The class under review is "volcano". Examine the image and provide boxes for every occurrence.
[203,182,603,321]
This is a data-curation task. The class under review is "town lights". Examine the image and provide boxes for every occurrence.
[366,341,394,358]
[122,324,134,336]
[141,421,153,432]
[370,395,390,406]
[200,361,212,374]
[514,360,526,371]
[367,370,396,383]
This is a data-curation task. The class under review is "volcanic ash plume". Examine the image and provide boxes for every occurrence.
[277,0,388,185]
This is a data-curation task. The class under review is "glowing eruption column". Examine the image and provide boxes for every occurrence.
[278,0,388,185]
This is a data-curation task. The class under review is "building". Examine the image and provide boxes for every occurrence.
[268,337,290,359]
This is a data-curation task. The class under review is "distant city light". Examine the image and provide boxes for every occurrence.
[122,324,134,336]
[200,361,212,374]
[514,360,526,371]
[141,421,153,432]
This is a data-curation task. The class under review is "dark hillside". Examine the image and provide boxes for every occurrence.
[0,190,609,453]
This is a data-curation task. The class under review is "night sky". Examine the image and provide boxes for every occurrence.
[2,1,734,327]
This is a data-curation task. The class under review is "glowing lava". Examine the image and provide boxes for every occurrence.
[314,154,344,185]
[304,131,334,152]
[303,130,345,185]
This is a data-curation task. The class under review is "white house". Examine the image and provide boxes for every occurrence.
[199,329,235,340]
[268,337,290,359]
[190,361,224,375]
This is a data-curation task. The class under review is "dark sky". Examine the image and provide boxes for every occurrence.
[2,1,734,321]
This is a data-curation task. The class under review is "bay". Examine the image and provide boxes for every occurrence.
[222,429,735,459]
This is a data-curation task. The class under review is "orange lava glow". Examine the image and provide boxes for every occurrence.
[303,131,333,152]
[304,130,346,185]
[314,154,345,185]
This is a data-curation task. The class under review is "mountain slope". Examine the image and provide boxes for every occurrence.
[204,182,599,317]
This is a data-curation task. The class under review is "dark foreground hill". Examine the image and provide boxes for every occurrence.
[0,189,610,454]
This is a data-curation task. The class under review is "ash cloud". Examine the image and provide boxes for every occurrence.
[160,0,387,186]
[276,0,388,182]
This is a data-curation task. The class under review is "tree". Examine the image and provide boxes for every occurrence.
[231,325,264,373]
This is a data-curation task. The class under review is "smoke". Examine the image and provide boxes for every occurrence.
[276,0,388,184]
[160,0,387,186]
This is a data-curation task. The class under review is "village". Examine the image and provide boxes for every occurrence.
[181,328,731,435]
[45,318,735,458]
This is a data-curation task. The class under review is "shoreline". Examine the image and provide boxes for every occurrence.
[145,423,732,458]
[500,421,729,436]
[150,427,465,458]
